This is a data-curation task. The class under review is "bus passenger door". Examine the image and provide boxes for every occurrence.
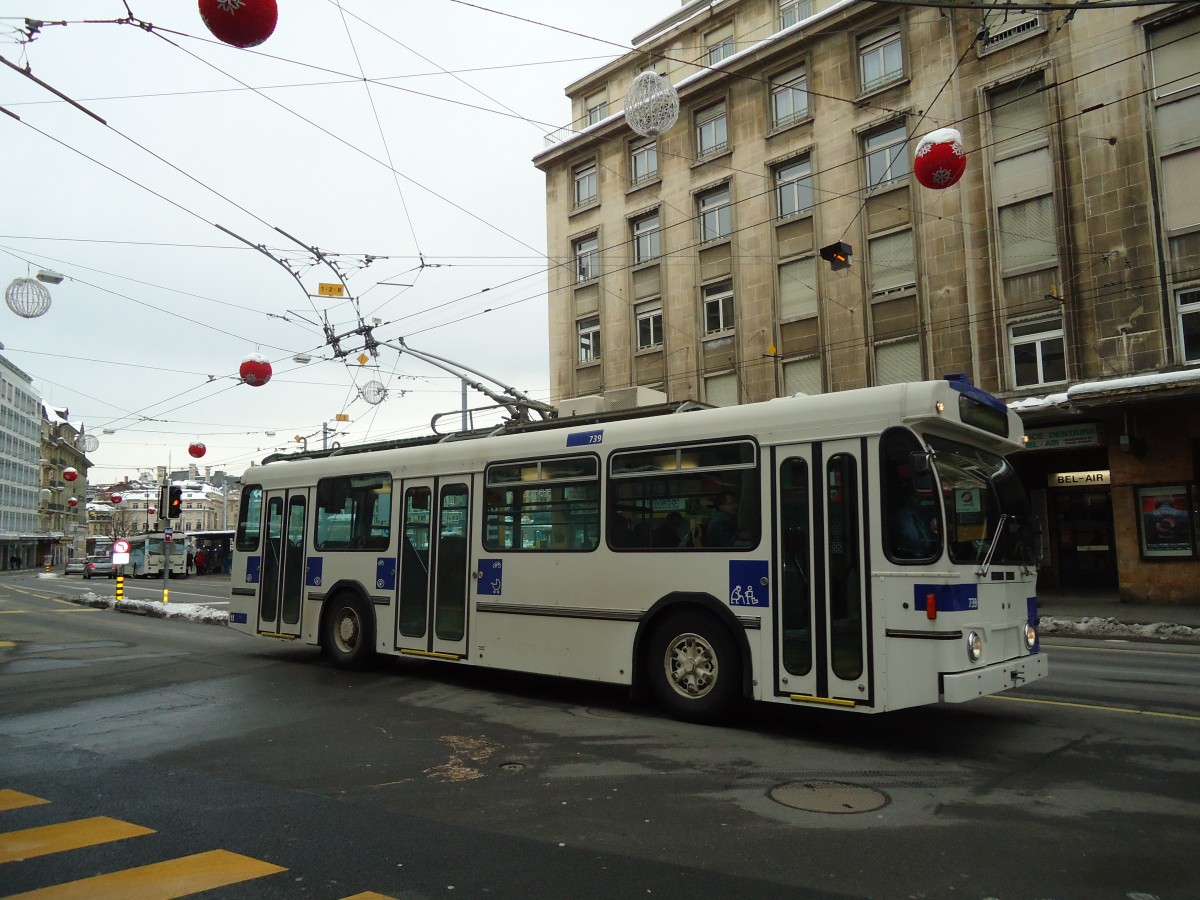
[258,489,308,638]
[395,478,471,659]
[774,442,871,705]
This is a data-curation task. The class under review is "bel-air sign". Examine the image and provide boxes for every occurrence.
[1048,470,1110,487]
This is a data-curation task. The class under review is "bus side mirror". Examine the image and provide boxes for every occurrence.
[910,452,934,493]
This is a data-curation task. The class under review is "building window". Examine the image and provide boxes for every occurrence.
[704,372,739,406]
[875,337,922,385]
[578,316,601,364]
[695,101,728,159]
[859,25,903,93]
[775,157,813,218]
[1150,18,1200,235]
[630,136,658,185]
[636,300,663,350]
[868,229,915,297]
[779,257,817,320]
[705,25,735,65]
[633,213,660,264]
[782,357,822,395]
[979,2,1042,53]
[770,67,808,129]
[865,123,909,189]
[573,162,597,208]
[703,280,735,335]
[698,185,731,242]
[990,77,1059,308]
[585,90,608,126]
[779,0,813,30]
[1009,318,1065,387]
[574,235,599,283]
[1176,288,1200,363]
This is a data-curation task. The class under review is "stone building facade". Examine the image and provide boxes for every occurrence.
[533,0,1200,603]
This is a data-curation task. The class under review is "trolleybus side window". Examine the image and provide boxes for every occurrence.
[608,439,760,550]
[779,458,812,676]
[315,473,392,551]
[880,428,941,563]
[236,484,263,551]
[484,456,600,551]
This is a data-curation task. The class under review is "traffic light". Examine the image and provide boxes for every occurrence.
[820,241,853,271]
[167,485,183,519]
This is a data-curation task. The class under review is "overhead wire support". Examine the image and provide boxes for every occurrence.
[368,331,557,425]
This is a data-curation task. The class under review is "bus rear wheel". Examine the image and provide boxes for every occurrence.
[647,611,741,724]
[325,594,375,670]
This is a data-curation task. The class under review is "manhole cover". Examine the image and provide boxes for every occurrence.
[770,780,889,814]
[499,762,525,773]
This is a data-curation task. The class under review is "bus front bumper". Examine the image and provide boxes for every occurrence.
[940,653,1048,703]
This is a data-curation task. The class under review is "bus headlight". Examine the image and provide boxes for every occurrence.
[1024,622,1038,650]
[966,630,983,663]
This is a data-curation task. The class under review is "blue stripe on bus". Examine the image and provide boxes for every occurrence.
[913,583,978,612]
[230,612,248,624]
[306,557,323,587]
[245,556,260,584]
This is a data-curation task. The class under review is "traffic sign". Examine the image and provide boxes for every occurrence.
[164,527,174,542]
[113,540,130,554]
[318,282,345,297]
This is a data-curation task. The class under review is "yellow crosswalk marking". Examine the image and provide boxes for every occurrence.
[0,817,154,864]
[0,792,47,812]
[2,849,286,899]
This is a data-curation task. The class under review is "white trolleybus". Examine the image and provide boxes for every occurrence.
[228,378,1047,722]
[126,531,188,578]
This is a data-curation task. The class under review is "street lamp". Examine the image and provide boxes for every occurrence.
[145,504,156,533]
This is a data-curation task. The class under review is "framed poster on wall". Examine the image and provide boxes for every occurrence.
[1137,486,1194,558]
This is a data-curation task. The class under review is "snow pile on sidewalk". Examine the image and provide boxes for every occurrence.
[1039,615,1199,643]
[73,591,228,626]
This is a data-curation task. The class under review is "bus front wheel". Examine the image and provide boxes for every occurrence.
[647,611,741,724]
[325,594,375,670]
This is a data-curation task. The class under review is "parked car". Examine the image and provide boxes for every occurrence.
[64,557,88,576]
[85,555,117,579]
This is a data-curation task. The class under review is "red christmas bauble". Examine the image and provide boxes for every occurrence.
[62,467,79,482]
[68,497,78,507]
[111,494,123,504]
[188,442,207,459]
[914,127,967,190]
[239,353,273,387]
[198,0,278,48]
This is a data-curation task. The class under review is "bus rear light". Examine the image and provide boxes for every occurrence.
[926,593,937,620]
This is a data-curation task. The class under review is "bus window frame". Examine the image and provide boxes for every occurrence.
[607,437,761,551]
[483,453,601,553]
[236,484,263,552]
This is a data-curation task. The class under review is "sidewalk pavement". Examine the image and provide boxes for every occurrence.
[1037,591,1200,628]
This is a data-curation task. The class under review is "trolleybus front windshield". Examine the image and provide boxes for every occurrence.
[926,435,1035,568]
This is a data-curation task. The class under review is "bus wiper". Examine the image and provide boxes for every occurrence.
[977,513,1007,577]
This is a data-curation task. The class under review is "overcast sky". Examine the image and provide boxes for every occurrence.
[1,0,672,482]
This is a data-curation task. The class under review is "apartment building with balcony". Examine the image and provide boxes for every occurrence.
[533,0,1200,603]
